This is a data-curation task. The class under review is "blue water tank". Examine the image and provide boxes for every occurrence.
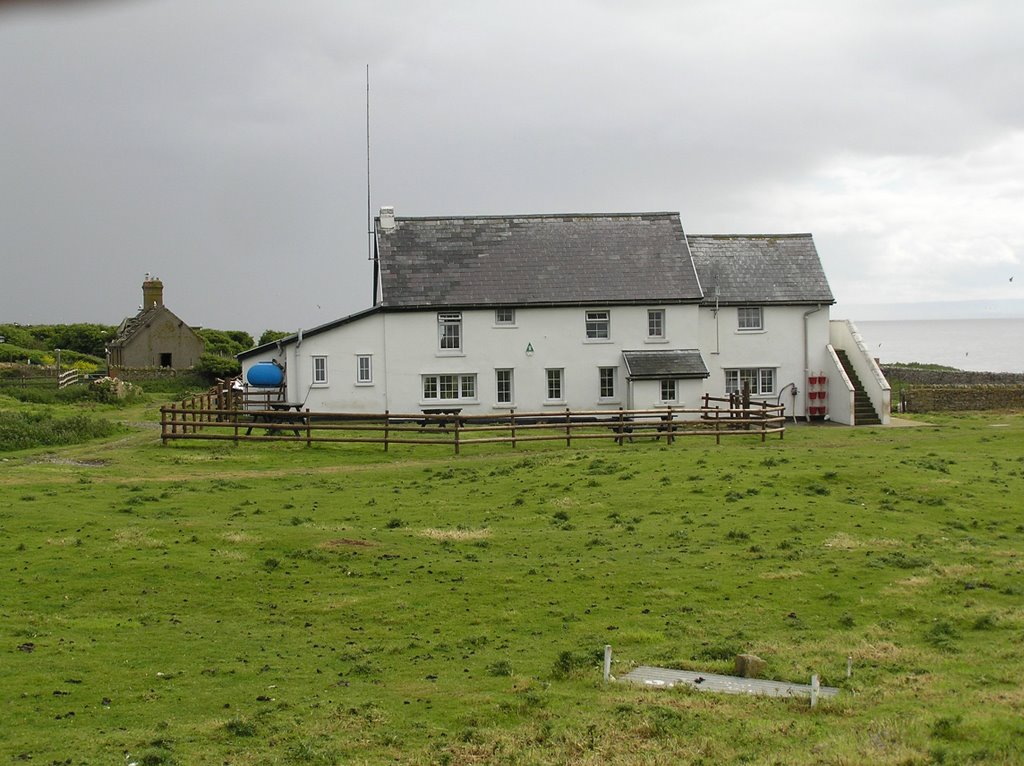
[246,361,284,387]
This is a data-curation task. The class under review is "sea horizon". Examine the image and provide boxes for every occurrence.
[852,317,1024,374]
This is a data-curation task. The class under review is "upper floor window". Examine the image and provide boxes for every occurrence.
[356,355,372,384]
[438,312,462,352]
[312,355,328,386]
[725,367,775,396]
[647,309,665,339]
[737,306,763,331]
[494,308,516,326]
[599,367,617,400]
[585,310,610,340]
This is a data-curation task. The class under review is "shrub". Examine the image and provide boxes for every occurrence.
[89,376,143,404]
[195,353,241,381]
[0,411,122,452]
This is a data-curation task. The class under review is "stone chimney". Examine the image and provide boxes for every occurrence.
[142,275,164,308]
[378,206,396,232]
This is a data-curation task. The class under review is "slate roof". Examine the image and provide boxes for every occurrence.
[375,212,704,309]
[621,349,709,380]
[108,306,162,348]
[108,305,202,348]
[687,234,834,305]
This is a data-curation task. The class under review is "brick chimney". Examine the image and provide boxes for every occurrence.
[142,275,164,308]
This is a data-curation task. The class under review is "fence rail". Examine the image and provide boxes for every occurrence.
[160,391,785,453]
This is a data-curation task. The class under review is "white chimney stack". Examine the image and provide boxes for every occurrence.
[379,206,396,231]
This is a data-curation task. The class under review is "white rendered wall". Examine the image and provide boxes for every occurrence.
[244,304,706,413]
[697,304,832,419]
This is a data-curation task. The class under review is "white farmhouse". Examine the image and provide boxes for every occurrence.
[239,210,889,425]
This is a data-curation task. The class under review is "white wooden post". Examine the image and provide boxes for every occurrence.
[810,674,820,707]
[603,645,612,682]
[846,656,852,678]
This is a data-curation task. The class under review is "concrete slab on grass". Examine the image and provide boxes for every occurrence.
[620,665,839,699]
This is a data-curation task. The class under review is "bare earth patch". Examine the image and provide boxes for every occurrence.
[823,533,901,550]
[320,538,376,548]
[113,528,166,549]
[760,569,804,580]
[221,531,259,544]
[419,527,491,541]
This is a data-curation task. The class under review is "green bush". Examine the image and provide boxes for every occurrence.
[0,411,122,452]
[257,329,291,346]
[89,377,143,404]
[195,353,241,381]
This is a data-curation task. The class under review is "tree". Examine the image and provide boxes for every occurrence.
[258,329,291,346]
[197,329,254,357]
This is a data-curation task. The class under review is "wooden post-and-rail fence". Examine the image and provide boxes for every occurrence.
[160,393,785,454]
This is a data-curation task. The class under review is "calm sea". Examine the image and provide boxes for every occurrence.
[853,319,1024,374]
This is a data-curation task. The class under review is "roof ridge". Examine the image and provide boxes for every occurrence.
[688,233,813,239]
[388,211,680,222]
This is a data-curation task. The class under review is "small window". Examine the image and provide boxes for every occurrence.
[647,309,665,339]
[495,368,513,405]
[585,310,610,340]
[599,367,616,400]
[312,356,328,385]
[660,379,677,403]
[438,312,462,352]
[422,373,477,402]
[546,368,564,401]
[356,355,372,384]
[494,308,516,326]
[737,307,763,331]
[725,368,775,396]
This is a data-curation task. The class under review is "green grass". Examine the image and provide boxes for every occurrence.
[1,409,1023,764]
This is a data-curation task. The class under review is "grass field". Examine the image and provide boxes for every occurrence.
[1,400,1022,765]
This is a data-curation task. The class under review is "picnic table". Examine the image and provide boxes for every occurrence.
[245,402,307,436]
[419,407,463,428]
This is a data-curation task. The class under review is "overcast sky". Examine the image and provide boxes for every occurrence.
[2,0,1022,336]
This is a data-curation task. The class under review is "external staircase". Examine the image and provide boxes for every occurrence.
[834,349,882,425]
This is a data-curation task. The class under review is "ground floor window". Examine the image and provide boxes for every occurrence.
[356,355,372,384]
[312,355,328,385]
[599,367,616,399]
[660,379,677,402]
[725,367,775,396]
[422,373,476,401]
[495,368,513,405]
[546,368,564,401]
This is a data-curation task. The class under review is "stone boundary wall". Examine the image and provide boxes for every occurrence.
[109,366,188,382]
[897,385,1024,413]
[882,366,1024,412]
[881,366,1024,386]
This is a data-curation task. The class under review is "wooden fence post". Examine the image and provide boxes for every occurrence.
[160,405,168,445]
[510,408,516,449]
[232,406,239,445]
[170,402,178,437]
[715,415,721,445]
[454,416,461,455]
[565,408,571,447]
[305,408,312,447]
[603,645,612,682]
[810,674,820,708]
[666,405,674,445]
[384,410,390,452]
[617,407,624,446]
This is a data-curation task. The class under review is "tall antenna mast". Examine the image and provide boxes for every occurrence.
[366,64,373,263]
